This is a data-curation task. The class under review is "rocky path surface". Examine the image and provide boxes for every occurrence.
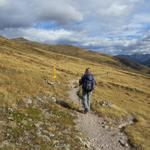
[69,80,134,150]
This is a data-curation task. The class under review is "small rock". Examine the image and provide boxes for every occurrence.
[42,108,51,115]
[50,97,57,103]
[100,145,104,149]
[44,111,51,119]
[128,114,138,123]
[118,123,127,129]
[104,125,109,129]
[18,137,24,143]
[101,121,109,129]
[48,133,55,137]
[8,107,14,113]
[34,121,43,128]
[110,126,114,130]
[76,136,83,143]
[42,130,49,135]
[24,130,29,136]
[118,138,128,147]
[53,140,59,145]
[43,130,55,137]
[36,128,42,136]
[25,98,32,106]
[18,98,32,107]
[6,133,10,138]
[38,135,51,143]
[62,144,70,150]
[24,113,28,117]
[36,97,43,102]
[99,100,112,107]
[28,118,32,122]
[84,141,90,148]
[47,80,54,86]
[8,116,14,121]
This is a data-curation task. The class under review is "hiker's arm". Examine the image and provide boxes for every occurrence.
[79,75,84,86]
[92,77,96,90]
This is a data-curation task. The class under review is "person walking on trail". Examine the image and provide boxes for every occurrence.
[79,68,96,114]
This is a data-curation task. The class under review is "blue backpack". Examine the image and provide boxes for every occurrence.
[82,74,94,92]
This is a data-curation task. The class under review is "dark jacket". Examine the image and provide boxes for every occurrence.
[79,73,96,92]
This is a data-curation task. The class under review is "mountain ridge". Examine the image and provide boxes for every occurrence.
[116,54,150,67]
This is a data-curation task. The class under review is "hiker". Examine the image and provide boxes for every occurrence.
[79,68,96,113]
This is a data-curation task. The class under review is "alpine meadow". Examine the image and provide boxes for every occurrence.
[0,36,150,150]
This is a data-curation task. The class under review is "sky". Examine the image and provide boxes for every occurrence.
[0,0,150,55]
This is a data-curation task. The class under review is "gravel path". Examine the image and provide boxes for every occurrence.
[68,80,134,150]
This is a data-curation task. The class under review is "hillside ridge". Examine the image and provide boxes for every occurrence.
[11,36,150,74]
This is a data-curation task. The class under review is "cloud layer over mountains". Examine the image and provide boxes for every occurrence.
[0,0,150,54]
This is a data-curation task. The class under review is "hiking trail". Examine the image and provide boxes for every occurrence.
[68,80,134,150]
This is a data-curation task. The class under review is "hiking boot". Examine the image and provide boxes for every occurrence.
[84,108,88,114]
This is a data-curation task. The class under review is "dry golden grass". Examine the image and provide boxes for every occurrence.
[0,36,150,149]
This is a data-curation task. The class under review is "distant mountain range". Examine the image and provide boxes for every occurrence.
[116,54,150,67]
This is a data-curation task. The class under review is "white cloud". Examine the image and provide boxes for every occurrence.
[0,0,83,29]
[133,14,150,24]
[0,27,150,55]
[99,4,128,17]
[0,27,74,44]
[0,0,145,29]
[0,0,8,6]
[0,0,150,55]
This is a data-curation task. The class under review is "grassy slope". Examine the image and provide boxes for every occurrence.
[1,36,150,149]
[12,38,150,74]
